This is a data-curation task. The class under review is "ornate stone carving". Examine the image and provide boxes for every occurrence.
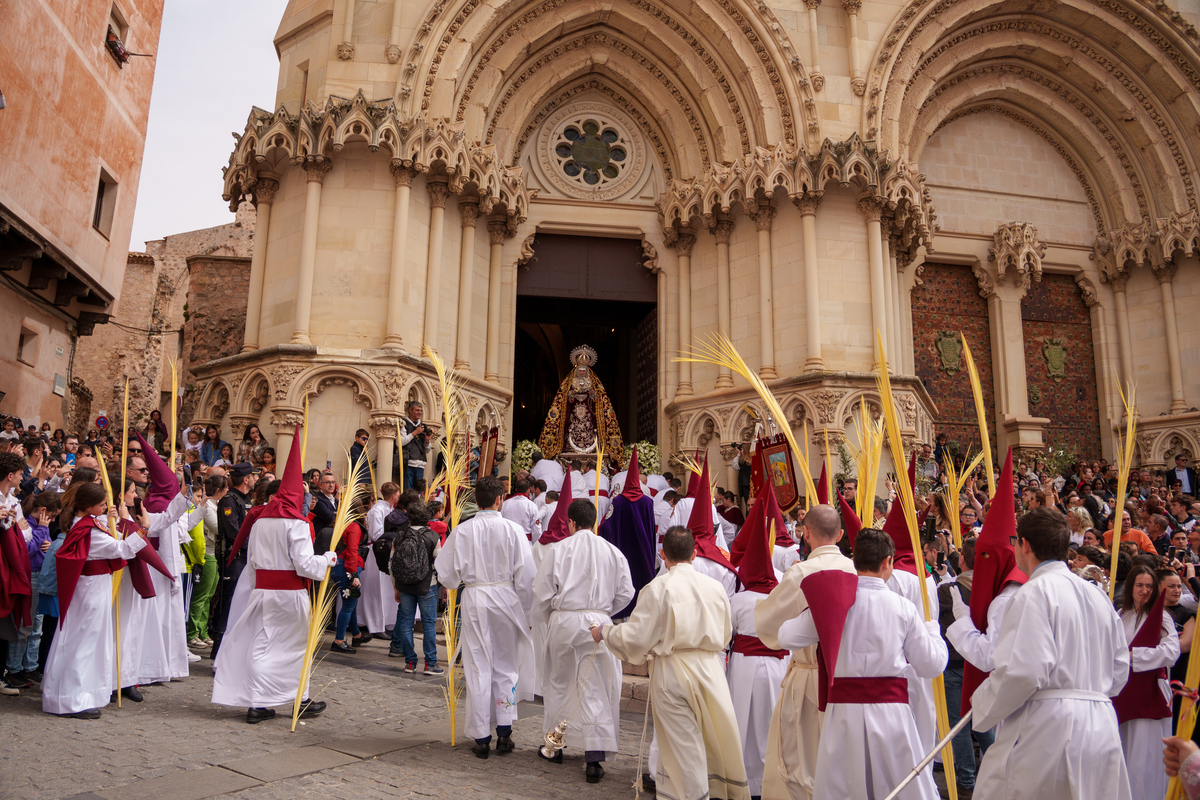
[811,390,843,424]
[1042,339,1067,382]
[793,191,823,216]
[720,443,739,463]
[303,159,333,183]
[989,222,1046,290]
[856,194,884,222]
[427,181,450,208]
[385,44,402,64]
[369,368,408,407]
[1075,275,1099,308]
[459,199,480,228]
[337,42,354,60]
[712,218,734,244]
[641,240,660,275]
[534,102,646,201]
[934,331,962,374]
[303,375,375,410]
[390,163,417,187]
[672,231,696,257]
[1154,260,1179,284]
[898,394,917,429]
[269,365,305,401]
[247,380,270,414]
[369,414,402,439]
[253,178,279,206]
[971,261,996,299]
[269,411,305,430]
[750,204,776,231]
[1136,430,1160,462]
[487,219,507,245]
[517,235,536,266]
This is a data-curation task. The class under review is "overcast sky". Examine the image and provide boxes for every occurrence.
[129,0,290,250]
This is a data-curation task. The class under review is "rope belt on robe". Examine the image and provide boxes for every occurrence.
[465,581,514,589]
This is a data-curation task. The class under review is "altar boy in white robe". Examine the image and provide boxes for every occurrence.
[360,481,400,638]
[726,485,788,798]
[971,507,1132,800]
[434,475,536,759]
[595,526,749,800]
[775,527,948,800]
[211,426,338,724]
[534,498,633,783]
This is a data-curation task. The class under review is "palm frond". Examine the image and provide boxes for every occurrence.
[960,335,994,500]
[1108,381,1137,601]
[676,334,817,503]
[291,448,370,731]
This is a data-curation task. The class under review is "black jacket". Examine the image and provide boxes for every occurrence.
[937,576,971,665]
[312,492,338,530]
[217,488,250,562]
[393,525,440,597]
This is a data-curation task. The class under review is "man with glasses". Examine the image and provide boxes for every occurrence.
[1171,454,1197,497]
[126,448,150,487]
[400,402,430,492]
[350,429,371,488]
[960,506,981,536]
[312,473,339,531]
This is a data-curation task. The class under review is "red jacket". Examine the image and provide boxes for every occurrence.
[339,521,364,572]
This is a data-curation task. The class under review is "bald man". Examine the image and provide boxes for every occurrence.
[754,505,857,800]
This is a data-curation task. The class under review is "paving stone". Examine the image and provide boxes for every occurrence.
[93,767,260,800]
[322,734,436,758]
[219,745,360,782]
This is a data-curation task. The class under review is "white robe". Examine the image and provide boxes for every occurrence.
[972,560,1132,800]
[534,501,557,545]
[575,471,611,520]
[42,521,147,714]
[776,576,947,800]
[533,528,634,757]
[116,493,192,687]
[501,494,540,540]
[211,517,336,707]
[359,499,397,634]
[728,589,788,796]
[945,582,1020,673]
[754,544,857,800]
[772,544,801,574]
[646,474,670,498]
[434,510,536,739]
[1117,608,1178,800]
[670,498,729,549]
[530,458,565,493]
[886,569,939,755]
[604,563,749,800]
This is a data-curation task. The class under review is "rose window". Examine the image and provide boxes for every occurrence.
[552,118,629,189]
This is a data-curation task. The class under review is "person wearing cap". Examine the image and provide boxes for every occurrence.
[594,525,747,800]
[775,527,948,800]
[211,426,338,724]
[210,462,256,658]
[532,498,633,783]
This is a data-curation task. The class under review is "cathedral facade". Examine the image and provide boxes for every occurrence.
[193,0,1200,483]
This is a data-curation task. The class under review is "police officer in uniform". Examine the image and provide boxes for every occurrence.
[210,462,257,658]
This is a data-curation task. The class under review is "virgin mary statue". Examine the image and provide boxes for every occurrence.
[537,345,624,464]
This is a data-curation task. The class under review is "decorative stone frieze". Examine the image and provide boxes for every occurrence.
[988,222,1046,291]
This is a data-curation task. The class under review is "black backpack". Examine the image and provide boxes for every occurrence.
[314,525,347,556]
[373,530,397,573]
[391,526,432,586]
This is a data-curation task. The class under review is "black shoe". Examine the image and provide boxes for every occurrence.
[956,784,975,799]
[122,686,144,703]
[330,641,356,654]
[642,774,657,793]
[351,635,369,647]
[246,707,276,724]
[373,632,392,641]
[495,735,515,754]
[26,670,42,683]
[538,748,563,764]
[387,649,406,658]
[61,708,102,719]
[298,700,326,718]
[586,763,604,784]
[473,739,490,759]
[6,672,33,689]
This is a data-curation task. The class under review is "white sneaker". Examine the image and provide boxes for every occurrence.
[0,678,18,696]
[187,651,202,663]
[188,637,207,649]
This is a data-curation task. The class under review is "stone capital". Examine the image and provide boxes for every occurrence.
[841,0,861,13]
[672,231,697,257]
[749,203,776,232]
[487,219,507,245]
[267,408,305,434]
[369,414,402,439]
[989,221,1046,291]
[428,181,451,208]
[792,191,823,216]
[804,0,821,9]
[711,218,734,244]
[856,194,884,222]
[1108,269,1131,293]
[304,159,333,183]
[459,199,480,228]
[390,162,418,187]
[253,177,280,206]
[1154,260,1178,284]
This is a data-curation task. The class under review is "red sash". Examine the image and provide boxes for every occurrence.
[731,634,788,659]
[827,676,909,704]
[81,560,120,576]
[256,569,305,591]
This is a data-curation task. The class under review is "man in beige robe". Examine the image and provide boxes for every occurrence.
[594,526,749,800]
[753,504,856,800]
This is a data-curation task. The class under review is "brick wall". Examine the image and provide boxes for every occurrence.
[1021,274,1102,460]
[911,263,996,454]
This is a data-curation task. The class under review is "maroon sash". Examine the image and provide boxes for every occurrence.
[731,634,788,659]
[256,569,306,591]
[827,676,909,704]
[1112,591,1172,723]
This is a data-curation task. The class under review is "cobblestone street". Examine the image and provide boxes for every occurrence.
[0,634,654,800]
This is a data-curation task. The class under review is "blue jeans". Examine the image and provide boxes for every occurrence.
[404,465,425,492]
[944,663,995,788]
[332,564,361,641]
[391,586,438,665]
[6,588,42,673]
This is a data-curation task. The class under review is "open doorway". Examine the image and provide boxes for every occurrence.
[513,233,657,446]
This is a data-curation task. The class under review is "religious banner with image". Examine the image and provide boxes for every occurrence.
[478,426,499,484]
[755,433,799,512]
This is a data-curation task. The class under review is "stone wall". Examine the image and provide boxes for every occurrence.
[911,263,996,454]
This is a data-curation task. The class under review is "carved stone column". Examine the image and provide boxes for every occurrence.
[384,164,417,348]
[338,0,356,59]
[795,192,824,371]
[843,0,865,95]
[369,413,401,489]
[859,195,888,367]
[386,0,403,63]
[422,181,451,353]
[1109,270,1135,387]
[1155,262,1187,412]
[228,413,258,443]
[804,0,825,91]
[484,220,506,384]
[750,203,778,379]
[268,407,304,468]
[712,217,735,389]
[674,232,696,398]
[242,176,278,353]
[455,200,480,371]
[879,218,897,362]
[292,159,332,345]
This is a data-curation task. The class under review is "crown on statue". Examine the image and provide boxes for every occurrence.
[569,344,598,368]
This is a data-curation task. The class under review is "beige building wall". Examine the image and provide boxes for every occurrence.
[193,0,1200,482]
